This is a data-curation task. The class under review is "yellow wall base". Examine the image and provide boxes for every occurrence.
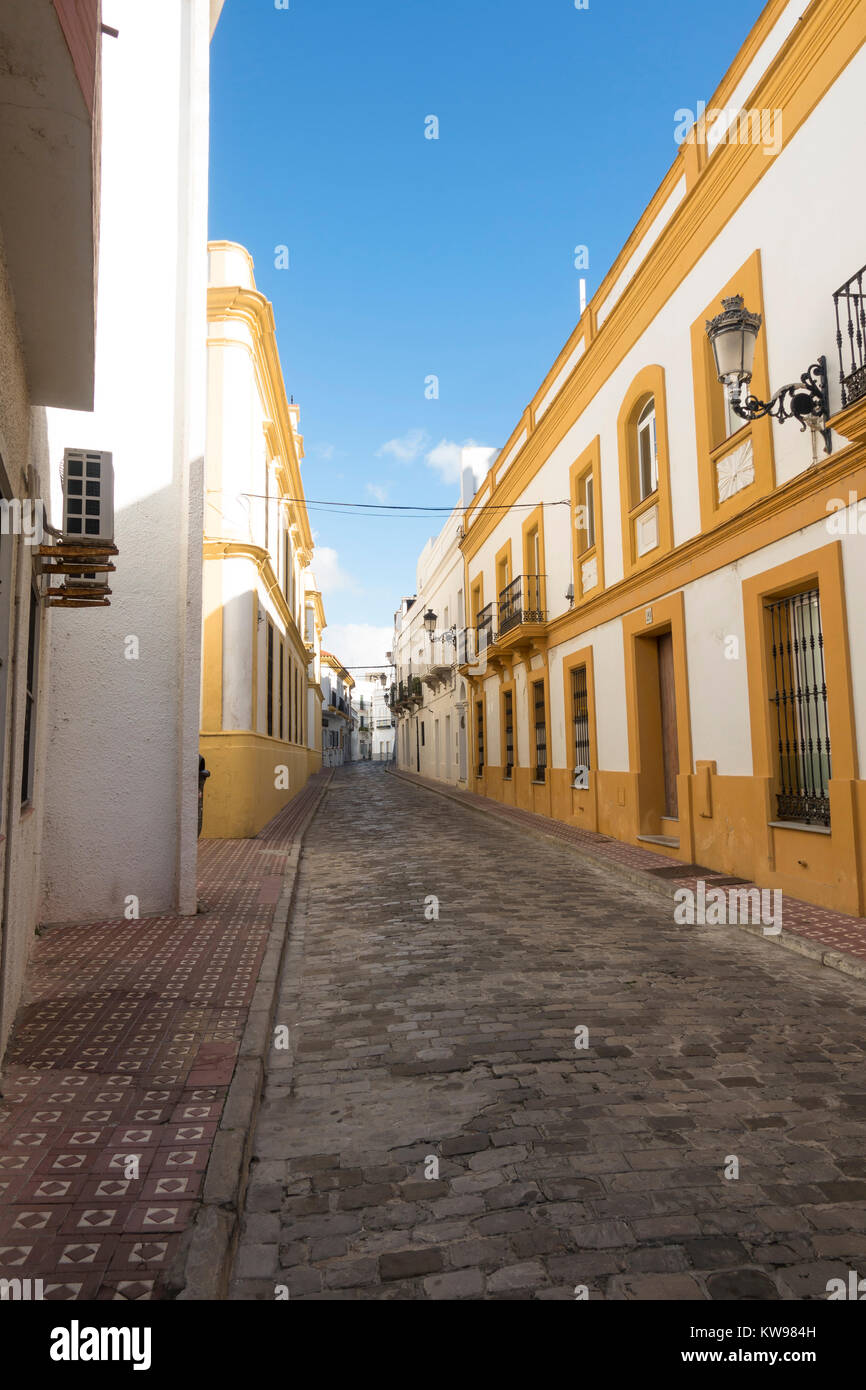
[199,732,321,839]
[470,764,865,917]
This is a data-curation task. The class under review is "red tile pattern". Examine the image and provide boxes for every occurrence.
[397,770,866,962]
[0,769,330,1300]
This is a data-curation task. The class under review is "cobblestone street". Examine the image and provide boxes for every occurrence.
[231,762,866,1301]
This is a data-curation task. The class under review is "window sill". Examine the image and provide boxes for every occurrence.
[628,492,659,523]
[768,820,831,836]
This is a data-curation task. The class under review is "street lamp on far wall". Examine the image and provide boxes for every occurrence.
[705,294,831,461]
[422,609,456,644]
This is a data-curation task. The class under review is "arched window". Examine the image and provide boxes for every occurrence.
[636,397,658,501]
[616,365,672,577]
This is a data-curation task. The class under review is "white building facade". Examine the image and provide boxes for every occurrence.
[42,0,226,923]
[393,454,492,784]
[201,241,321,837]
[451,0,866,917]
[0,0,102,1058]
[352,675,395,761]
[321,653,354,767]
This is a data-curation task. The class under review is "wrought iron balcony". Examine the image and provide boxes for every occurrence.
[833,263,866,408]
[498,574,547,638]
[477,601,496,649]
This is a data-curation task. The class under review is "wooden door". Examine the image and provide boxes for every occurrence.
[657,632,679,818]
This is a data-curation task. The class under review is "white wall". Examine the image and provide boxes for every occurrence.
[42,0,212,922]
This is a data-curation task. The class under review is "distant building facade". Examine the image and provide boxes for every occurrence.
[200,242,322,836]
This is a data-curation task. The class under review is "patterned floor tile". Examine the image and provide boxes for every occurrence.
[0,770,331,1298]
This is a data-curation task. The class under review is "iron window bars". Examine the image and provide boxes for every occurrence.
[504,691,514,778]
[476,699,485,776]
[533,680,547,783]
[767,587,831,826]
[571,666,591,779]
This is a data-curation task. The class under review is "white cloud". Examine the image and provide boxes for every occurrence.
[314,546,354,594]
[424,437,479,484]
[377,428,429,463]
[323,623,392,672]
[366,482,390,503]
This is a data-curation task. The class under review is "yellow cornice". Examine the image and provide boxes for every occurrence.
[321,651,354,687]
[461,0,864,560]
[203,538,308,659]
[207,280,314,555]
[305,587,327,632]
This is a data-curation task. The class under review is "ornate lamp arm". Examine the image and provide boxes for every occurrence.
[731,356,831,455]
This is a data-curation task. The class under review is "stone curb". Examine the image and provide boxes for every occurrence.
[174,769,334,1300]
[388,767,866,988]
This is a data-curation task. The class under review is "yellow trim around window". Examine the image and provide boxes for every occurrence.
[743,539,857,790]
[569,436,604,603]
[500,678,517,778]
[617,364,674,579]
[494,539,513,616]
[520,503,547,610]
[691,249,775,532]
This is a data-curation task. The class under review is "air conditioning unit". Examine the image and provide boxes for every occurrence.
[62,449,114,542]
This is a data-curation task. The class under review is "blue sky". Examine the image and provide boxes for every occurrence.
[209,0,764,667]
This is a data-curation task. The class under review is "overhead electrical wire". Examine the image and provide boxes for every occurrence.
[222,491,570,516]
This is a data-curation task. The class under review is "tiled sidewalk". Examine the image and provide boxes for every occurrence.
[0,768,330,1300]
[393,769,866,969]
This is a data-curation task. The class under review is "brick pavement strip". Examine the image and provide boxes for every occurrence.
[228,762,866,1301]
[0,770,332,1301]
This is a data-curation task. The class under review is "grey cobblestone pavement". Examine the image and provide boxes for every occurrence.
[229,762,866,1301]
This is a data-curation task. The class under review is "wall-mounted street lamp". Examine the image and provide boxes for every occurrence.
[705,294,831,462]
[422,610,456,644]
[565,582,575,608]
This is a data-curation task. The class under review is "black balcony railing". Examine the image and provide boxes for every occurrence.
[477,601,496,650]
[457,627,482,665]
[498,574,546,637]
[833,263,866,408]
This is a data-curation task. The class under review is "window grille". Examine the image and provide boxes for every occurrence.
[476,699,484,775]
[279,638,285,739]
[767,587,831,825]
[504,691,514,777]
[571,666,591,778]
[533,680,547,782]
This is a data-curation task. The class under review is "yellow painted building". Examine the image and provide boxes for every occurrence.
[200,242,324,837]
[438,0,866,916]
